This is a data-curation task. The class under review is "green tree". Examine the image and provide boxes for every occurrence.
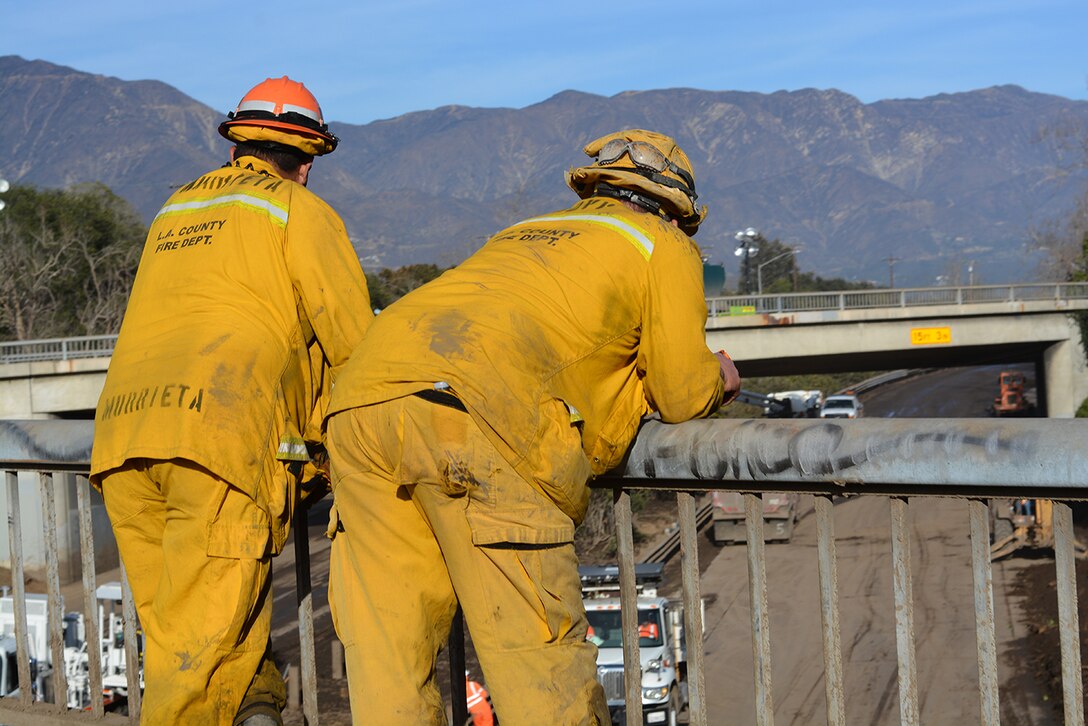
[0,183,145,340]
[365,263,447,310]
[1033,123,1088,363]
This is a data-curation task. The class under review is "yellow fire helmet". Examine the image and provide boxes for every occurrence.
[565,129,708,235]
[218,76,339,156]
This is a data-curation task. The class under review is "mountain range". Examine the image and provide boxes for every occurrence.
[3,55,1088,287]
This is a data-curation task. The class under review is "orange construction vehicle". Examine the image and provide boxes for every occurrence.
[990,499,1088,560]
[989,371,1035,417]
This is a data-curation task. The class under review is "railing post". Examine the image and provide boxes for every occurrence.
[815,495,845,726]
[1052,502,1085,726]
[38,472,68,709]
[76,474,104,717]
[744,493,774,726]
[292,505,320,726]
[6,471,33,706]
[120,563,142,722]
[889,497,919,726]
[614,489,643,726]
[448,606,467,726]
[677,491,707,726]
[968,500,999,725]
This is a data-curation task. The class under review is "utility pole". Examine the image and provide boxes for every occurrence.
[885,256,900,288]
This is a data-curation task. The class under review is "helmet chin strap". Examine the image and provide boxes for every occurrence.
[594,183,675,223]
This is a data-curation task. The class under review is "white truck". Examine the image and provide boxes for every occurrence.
[1,583,140,710]
[0,592,53,701]
[819,393,863,419]
[580,564,687,726]
[734,389,823,418]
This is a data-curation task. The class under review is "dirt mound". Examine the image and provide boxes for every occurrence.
[1009,555,1088,718]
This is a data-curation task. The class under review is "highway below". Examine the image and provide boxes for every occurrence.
[693,363,1057,725]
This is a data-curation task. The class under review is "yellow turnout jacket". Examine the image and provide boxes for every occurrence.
[328,197,725,523]
[92,156,371,543]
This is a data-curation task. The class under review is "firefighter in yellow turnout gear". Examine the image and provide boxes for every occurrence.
[91,77,372,725]
[325,130,740,724]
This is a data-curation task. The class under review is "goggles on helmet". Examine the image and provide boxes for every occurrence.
[595,140,696,192]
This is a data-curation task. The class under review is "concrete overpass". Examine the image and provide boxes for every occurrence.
[2,283,1088,418]
[0,336,113,419]
[707,282,1088,417]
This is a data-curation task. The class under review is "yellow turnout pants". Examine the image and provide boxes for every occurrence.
[326,395,609,725]
[100,459,286,725]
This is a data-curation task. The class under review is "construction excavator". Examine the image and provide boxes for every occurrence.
[989,499,1088,561]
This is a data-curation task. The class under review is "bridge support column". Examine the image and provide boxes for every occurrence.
[1044,337,1078,418]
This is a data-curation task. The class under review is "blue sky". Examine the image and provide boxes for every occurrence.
[4,0,1086,125]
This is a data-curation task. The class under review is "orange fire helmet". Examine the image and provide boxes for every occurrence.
[218,76,339,156]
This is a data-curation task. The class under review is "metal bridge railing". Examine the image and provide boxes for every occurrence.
[708,281,1088,317]
[6,282,1088,366]
[3,417,1086,725]
[594,417,1087,726]
[0,336,118,365]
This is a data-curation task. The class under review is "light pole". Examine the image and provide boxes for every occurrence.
[756,247,802,295]
[734,227,760,295]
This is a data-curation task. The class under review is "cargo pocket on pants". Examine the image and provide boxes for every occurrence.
[205,485,272,654]
[463,458,576,546]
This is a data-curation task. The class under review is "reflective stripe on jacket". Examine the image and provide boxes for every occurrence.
[327,197,724,524]
[92,156,372,547]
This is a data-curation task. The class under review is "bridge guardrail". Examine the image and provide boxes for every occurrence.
[0,335,118,364]
[708,281,1088,317]
[4,417,1087,725]
[5,283,1088,366]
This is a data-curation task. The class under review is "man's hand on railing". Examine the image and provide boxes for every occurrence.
[716,349,741,405]
[299,443,332,506]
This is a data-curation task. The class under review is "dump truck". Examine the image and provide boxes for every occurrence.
[580,564,688,726]
[709,491,800,544]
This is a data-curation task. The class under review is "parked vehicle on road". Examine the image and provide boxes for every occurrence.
[819,394,863,419]
[0,583,140,709]
[709,491,800,544]
[580,564,687,726]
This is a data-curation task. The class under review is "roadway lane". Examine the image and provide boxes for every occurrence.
[864,363,1036,418]
[697,495,1053,725]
